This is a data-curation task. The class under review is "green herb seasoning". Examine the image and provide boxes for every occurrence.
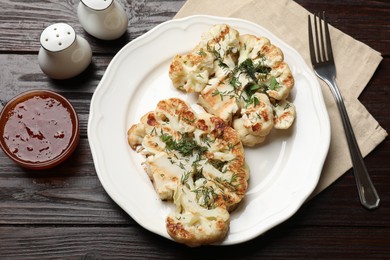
[192,185,218,209]
[207,43,229,70]
[205,41,276,106]
[160,132,207,157]
[208,159,228,172]
[268,76,281,90]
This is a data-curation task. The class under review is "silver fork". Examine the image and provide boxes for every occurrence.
[308,12,380,209]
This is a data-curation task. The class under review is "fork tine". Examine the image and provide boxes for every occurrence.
[318,12,326,62]
[323,12,334,62]
[308,15,317,64]
[313,13,321,62]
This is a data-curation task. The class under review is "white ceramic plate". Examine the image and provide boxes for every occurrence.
[88,15,330,245]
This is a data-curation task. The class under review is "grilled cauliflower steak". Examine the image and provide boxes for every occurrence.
[128,98,249,247]
[169,24,296,146]
[169,24,239,93]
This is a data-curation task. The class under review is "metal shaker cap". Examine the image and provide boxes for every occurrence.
[40,23,76,52]
[80,0,113,11]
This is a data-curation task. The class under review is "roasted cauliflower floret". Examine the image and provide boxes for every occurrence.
[166,178,230,247]
[238,34,294,101]
[127,123,146,150]
[128,98,248,246]
[239,34,283,66]
[272,99,296,129]
[198,77,239,123]
[267,61,294,100]
[233,93,274,147]
[199,24,240,71]
[169,46,215,93]
[169,24,240,93]
[168,24,296,147]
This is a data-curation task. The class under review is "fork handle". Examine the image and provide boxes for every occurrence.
[324,78,380,209]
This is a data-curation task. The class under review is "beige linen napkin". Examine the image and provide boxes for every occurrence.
[175,0,388,195]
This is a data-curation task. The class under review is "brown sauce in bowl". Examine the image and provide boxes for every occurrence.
[0,90,79,169]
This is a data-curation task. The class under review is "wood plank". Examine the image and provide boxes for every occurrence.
[0,138,389,226]
[0,0,388,55]
[0,0,185,54]
[0,54,388,225]
[359,59,390,129]
[1,54,389,134]
[0,139,132,225]
[0,0,389,259]
[0,54,108,98]
[295,0,390,55]
[0,226,389,259]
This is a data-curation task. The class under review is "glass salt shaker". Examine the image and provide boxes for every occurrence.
[77,0,128,40]
[38,23,92,79]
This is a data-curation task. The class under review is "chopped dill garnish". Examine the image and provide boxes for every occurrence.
[208,159,227,172]
[197,48,207,56]
[212,89,236,101]
[150,127,157,136]
[160,132,207,157]
[268,76,281,90]
[207,43,229,70]
[237,58,271,83]
[192,185,218,209]
[181,170,191,184]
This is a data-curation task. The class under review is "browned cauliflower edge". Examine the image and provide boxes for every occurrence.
[169,24,296,147]
[128,98,249,247]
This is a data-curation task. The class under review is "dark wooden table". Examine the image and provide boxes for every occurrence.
[0,0,389,259]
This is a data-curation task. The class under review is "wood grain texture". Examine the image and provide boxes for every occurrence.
[0,0,389,259]
[0,0,388,54]
[0,0,184,54]
[295,0,390,56]
[0,226,389,259]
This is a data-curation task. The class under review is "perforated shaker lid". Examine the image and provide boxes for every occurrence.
[40,23,76,52]
[80,0,113,11]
